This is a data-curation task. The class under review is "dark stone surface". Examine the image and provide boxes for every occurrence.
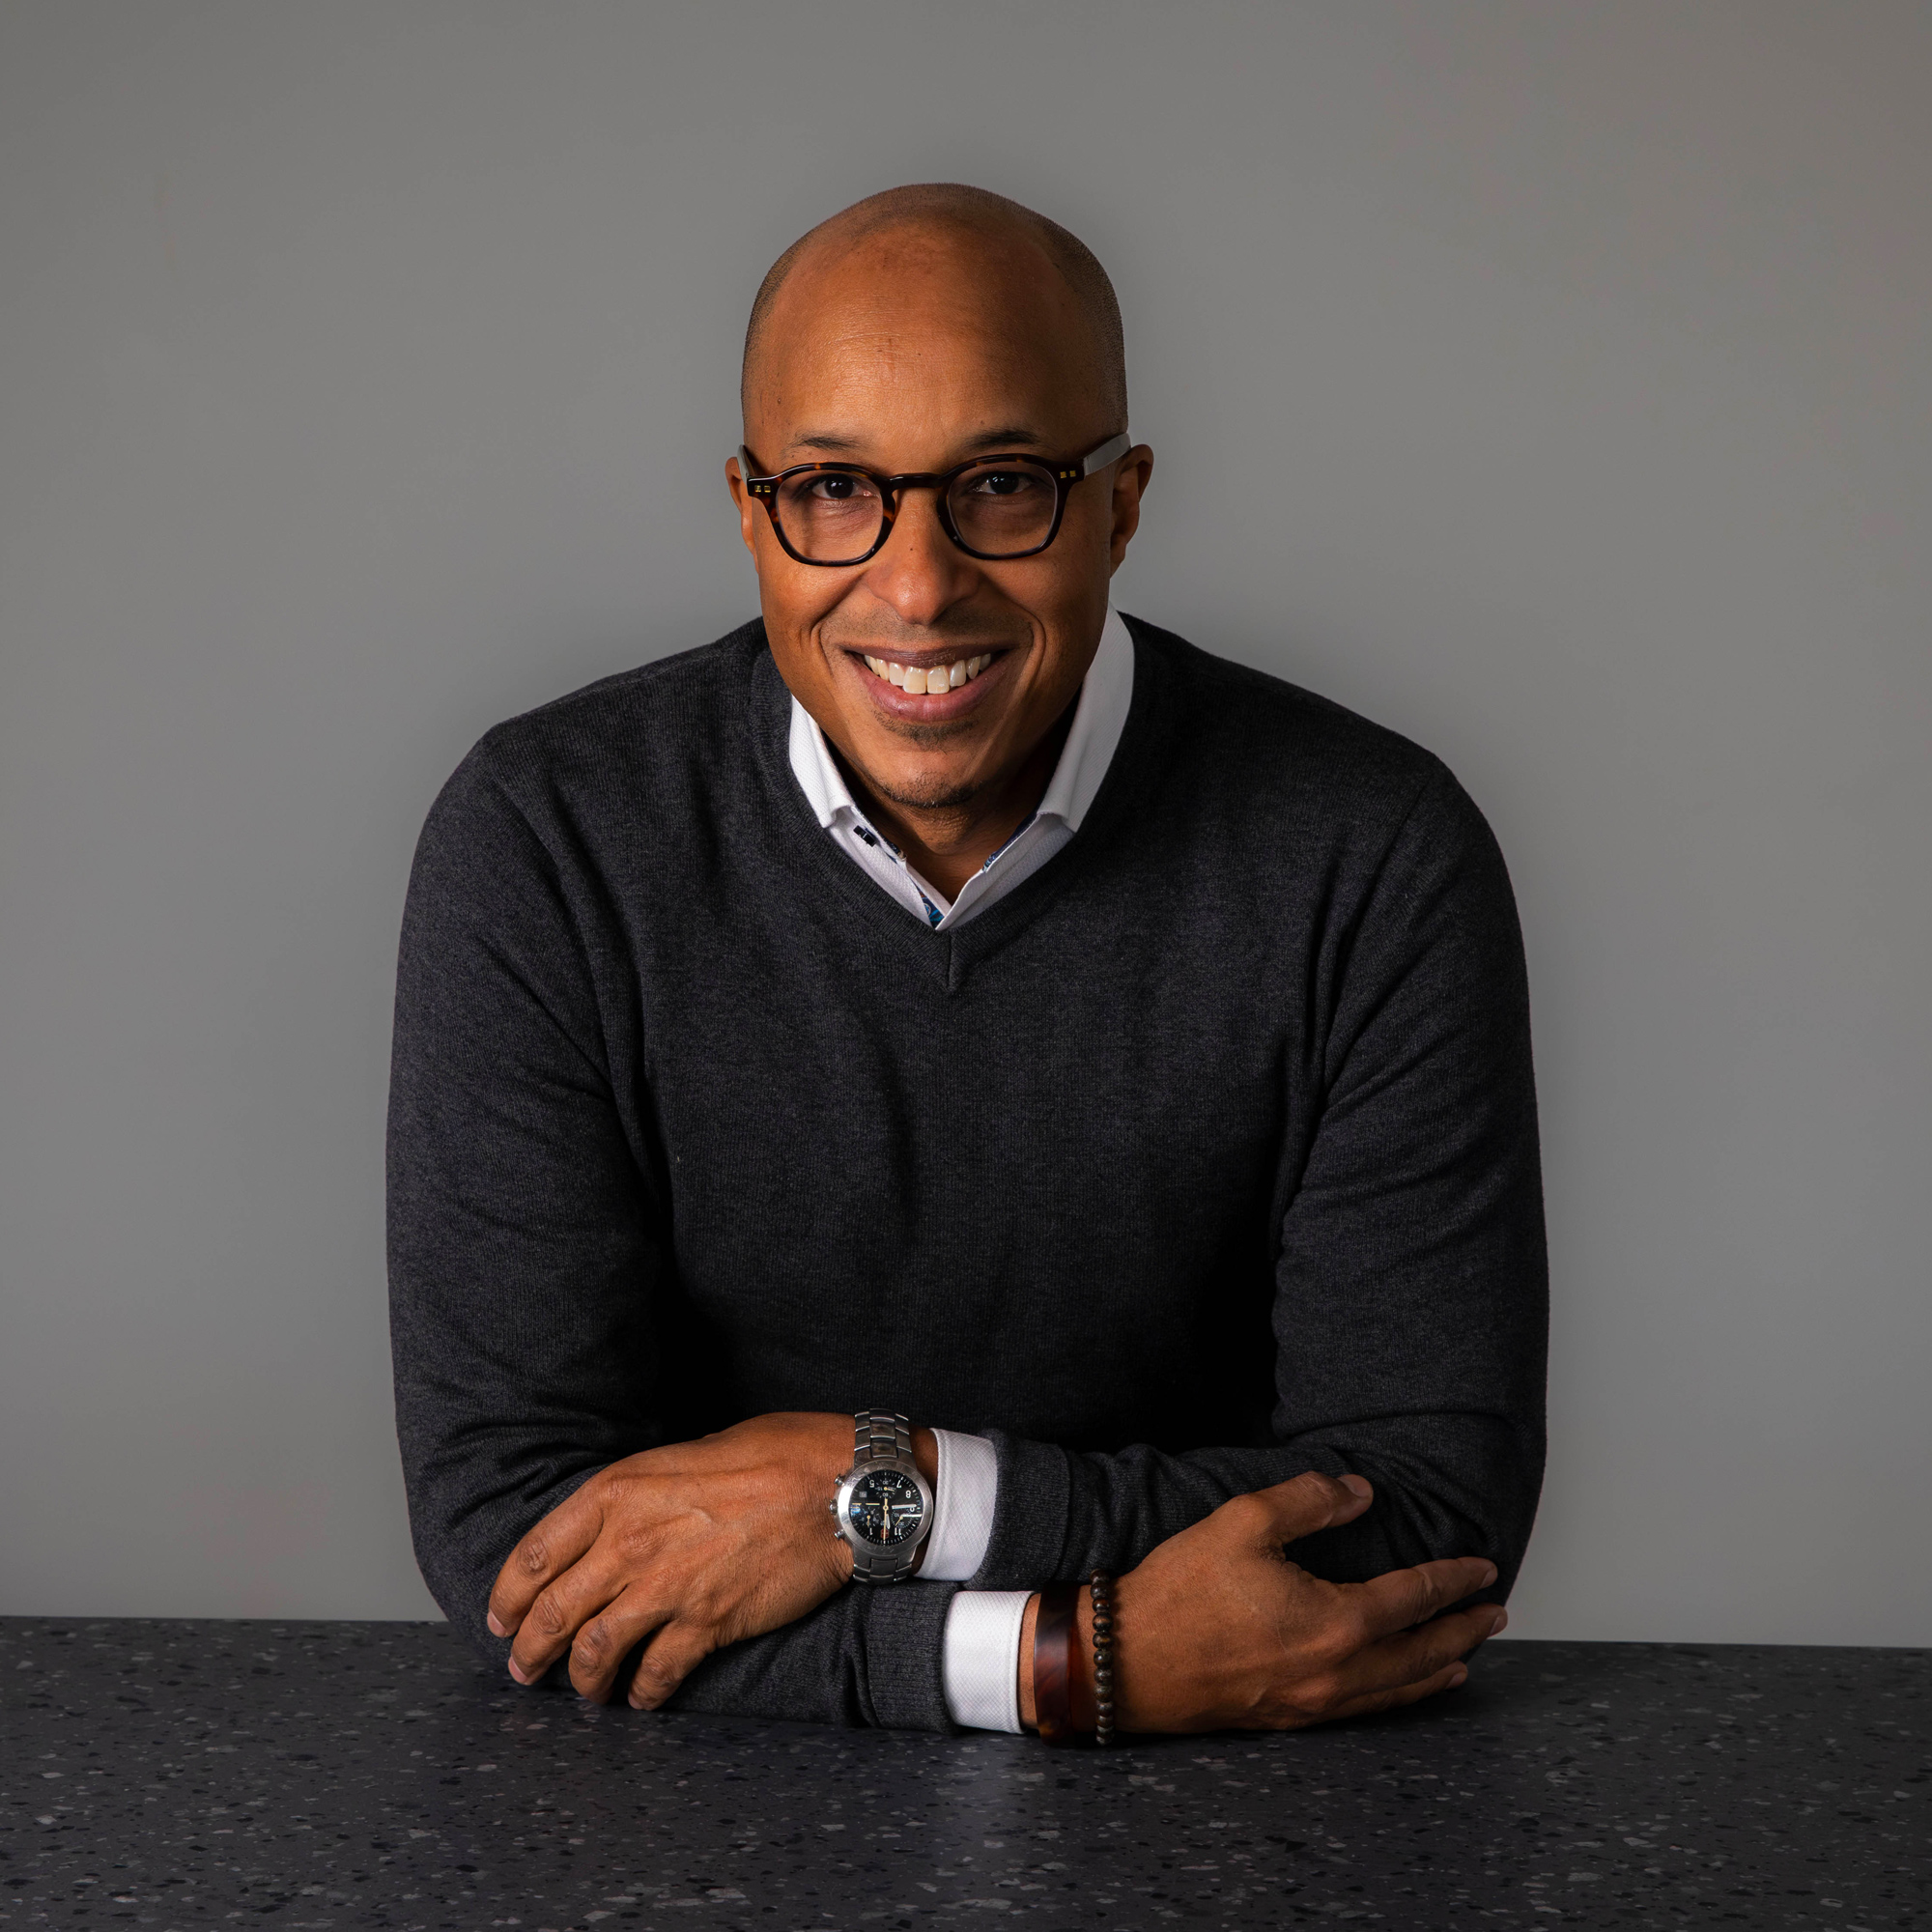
[2,1619,1925,1929]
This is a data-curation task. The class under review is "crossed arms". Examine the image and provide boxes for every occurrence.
[387,743,1548,1734]
[477,1412,1510,1734]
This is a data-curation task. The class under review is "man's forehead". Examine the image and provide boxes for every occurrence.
[749,244,1095,442]
[754,357,1069,468]
[770,242,1075,355]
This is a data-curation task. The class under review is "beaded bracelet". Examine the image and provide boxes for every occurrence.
[1090,1570,1117,1747]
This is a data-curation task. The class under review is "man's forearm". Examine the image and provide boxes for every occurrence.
[968,1423,1536,1601]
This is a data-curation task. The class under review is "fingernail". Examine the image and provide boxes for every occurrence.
[628,1692,646,1711]
[1447,1665,1468,1689]
[1481,1564,1498,1589]
[1338,1473,1372,1500]
[1489,1609,1509,1636]
[507,1659,531,1685]
[487,1611,508,1637]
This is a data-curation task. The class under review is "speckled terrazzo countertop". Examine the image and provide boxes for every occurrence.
[2,1621,1925,1930]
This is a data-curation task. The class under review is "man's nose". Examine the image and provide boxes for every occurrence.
[860,487,980,626]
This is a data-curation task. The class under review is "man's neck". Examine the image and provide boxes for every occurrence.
[834,704,1076,902]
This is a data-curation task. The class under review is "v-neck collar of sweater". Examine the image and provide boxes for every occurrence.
[747,612,1176,988]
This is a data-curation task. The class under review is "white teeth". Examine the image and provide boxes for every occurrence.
[865,653,997,690]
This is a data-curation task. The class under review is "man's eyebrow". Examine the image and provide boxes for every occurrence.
[787,425,1047,458]
[958,426,1045,451]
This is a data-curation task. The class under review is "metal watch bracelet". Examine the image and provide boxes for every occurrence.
[833,1409,932,1583]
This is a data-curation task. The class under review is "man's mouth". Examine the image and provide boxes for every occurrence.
[857,651,998,695]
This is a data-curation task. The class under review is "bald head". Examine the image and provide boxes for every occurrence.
[741,184,1127,428]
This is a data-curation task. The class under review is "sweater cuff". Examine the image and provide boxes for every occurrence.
[856,1577,961,1731]
[969,1430,1073,1589]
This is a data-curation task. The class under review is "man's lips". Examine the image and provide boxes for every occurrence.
[838,643,1014,719]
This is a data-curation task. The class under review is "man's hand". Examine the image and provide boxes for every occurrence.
[486,1412,902,1709]
[1024,1470,1506,1733]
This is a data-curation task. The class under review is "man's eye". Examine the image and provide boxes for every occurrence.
[810,473,872,501]
[966,469,1046,500]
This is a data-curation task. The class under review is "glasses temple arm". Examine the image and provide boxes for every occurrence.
[1079,430,1132,477]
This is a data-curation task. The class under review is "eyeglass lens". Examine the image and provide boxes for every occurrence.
[774,460,1062,562]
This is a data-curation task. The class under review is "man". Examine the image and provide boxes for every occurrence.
[387,184,1546,1736]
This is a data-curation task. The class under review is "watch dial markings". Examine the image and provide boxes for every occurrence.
[846,1469,924,1545]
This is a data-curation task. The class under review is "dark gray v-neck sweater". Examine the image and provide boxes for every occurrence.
[387,614,1548,1730]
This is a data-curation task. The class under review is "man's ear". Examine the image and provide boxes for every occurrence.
[1108,444,1153,570]
[726,456,760,559]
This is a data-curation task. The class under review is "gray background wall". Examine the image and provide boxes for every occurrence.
[2,1,1926,1642]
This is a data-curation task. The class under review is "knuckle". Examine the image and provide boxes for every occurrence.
[1219,1492,1270,1536]
[516,1536,551,1579]
[1279,1675,1339,1725]
[572,1619,611,1666]
[615,1522,657,1565]
[683,1582,727,1628]
[1298,1471,1348,1514]
[529,1591,569,1638]
[1322,1607,1370,1661]
[632,1655,677,1698]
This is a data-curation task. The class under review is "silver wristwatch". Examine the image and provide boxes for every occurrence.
[829,1410,933,1583]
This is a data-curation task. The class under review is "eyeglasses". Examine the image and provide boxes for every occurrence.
[737,430,1131,566]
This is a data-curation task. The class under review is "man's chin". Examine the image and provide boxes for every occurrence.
[863,765,988,813]
[841,717,1002,812]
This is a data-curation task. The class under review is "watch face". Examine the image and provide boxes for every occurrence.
[846,1468,925,1546]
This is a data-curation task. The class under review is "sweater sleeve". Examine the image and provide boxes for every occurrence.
[964,765,1548,1602]
[385,744,957,1730]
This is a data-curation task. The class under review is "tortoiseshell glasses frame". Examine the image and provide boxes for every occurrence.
[736,430,1132,567]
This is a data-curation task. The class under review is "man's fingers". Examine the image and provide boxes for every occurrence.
[1350,1555,1498,1641]
[1222,1469,1375,1548]
[1335,1604,1506,1707]
[1325,1659,1469,1724]
[627,1622,718,1712]
[488,1489,605,1636]
[505,1555,626,1687]
[563,1586,676,1703]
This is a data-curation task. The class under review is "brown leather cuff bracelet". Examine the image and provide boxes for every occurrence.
[1033,1581,1081,1746]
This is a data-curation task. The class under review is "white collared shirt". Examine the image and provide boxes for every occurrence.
[785,607,1136,1732]
[788,606,1135,931]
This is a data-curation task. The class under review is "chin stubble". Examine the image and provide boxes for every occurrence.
[866,771,988,812]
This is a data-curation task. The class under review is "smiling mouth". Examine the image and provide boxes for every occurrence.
[857,651,999,695]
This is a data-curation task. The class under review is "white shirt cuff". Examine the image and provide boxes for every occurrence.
[941,1588,1031,1733]
[921,1428,998,1580]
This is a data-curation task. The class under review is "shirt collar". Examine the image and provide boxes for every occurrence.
[787,605,1135,834]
